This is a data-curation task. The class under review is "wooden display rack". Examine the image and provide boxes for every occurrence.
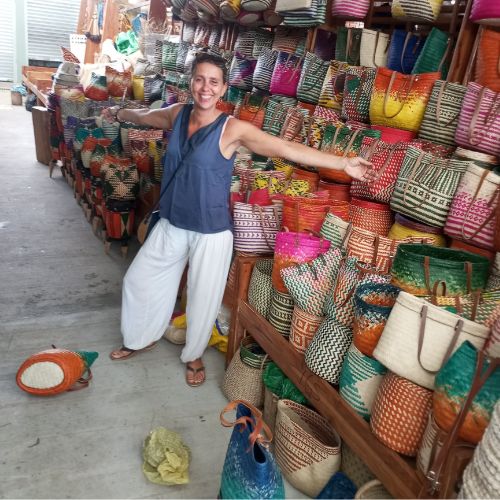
[233,299,473,499]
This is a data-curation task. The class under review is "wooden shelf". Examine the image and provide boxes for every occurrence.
[235,299,424,499]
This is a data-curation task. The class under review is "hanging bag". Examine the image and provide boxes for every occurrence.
[296,52,329,105]
[219,400,285,499]
[341,66,376,123]
[412,28,452,79]
[418,80,467,147]
[469,0,500,24]
[318,60,349,110]
[391,0,445,23]
[444,165,500,251]
[390,146,470,227]
[331,0,369,18]
[335,27,362,65]
[369,68,440,132]
[253,48,278,92]
[360,29,390,68]
[270,52,304,98]
[229,54,257,91]
[386,30,426,74]
[455,82,500,157]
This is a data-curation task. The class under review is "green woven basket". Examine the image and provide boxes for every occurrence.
[391,244,490,297]
[240,336,270,370]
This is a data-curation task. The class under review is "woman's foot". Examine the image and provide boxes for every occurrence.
[185,359,205,387]
[109,341,158,361]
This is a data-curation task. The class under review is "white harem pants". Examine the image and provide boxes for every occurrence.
[121,218,233,363]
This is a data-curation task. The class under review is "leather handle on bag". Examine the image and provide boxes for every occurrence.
[460,169,499,241]
[416,304,464,374]
[382,72,418,119]
[435,81,461,129]
[424,351,500,496]
[468,85,500,146]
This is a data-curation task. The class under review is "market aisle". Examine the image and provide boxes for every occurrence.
[0,105,232,499]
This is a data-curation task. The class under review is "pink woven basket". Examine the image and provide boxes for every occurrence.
[469,0,500,24]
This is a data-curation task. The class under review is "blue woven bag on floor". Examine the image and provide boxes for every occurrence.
[219,400,285,499]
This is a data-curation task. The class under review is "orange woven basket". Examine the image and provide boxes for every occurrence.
[370,371,432,456]
[16,349,95,396]
[291,168,319,192]
[475,27,500,93]
[318,180,351,202]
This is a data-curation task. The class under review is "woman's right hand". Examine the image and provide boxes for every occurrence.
[101,105,120,122]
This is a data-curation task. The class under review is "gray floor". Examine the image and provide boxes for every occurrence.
[0,103,305,499]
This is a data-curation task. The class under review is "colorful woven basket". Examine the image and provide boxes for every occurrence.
[339,344,387,421]
[390,244,490,296]
[433,341,500,444]
[16,349,98,396]
[348,198,393,237]
[370,371,433,456]
[352,283,400,357]
[320,212,351,248]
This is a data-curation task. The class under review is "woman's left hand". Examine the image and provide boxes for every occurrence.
[343,157,378,182]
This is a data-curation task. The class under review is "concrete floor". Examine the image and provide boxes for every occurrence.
[0,104,304,498]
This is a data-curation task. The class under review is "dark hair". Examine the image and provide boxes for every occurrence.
[191,52,228,84]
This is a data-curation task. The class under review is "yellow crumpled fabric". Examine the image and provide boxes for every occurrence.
[172,314,227,353]
[142,427,191,485]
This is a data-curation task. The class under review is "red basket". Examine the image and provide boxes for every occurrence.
[349,198,393,236]
[318,179,351,202]
[370,125,416,144]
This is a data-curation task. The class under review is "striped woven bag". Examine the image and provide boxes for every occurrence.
[331,0,369,18]
[391,0,444,22]
[263,100,290,136]
[268,288,295,336]
[248,259,274,318]
[412,27,451,78]
[253,48,278,92]
[280,247,343,316]
[304,316,353,384]
[296,52,329,105]
[339,344,387,421]
[444,164,500,251]
[418,80,467,147]
[370,371,433,456]
[360,30,389,68]
[455,82,500,157]
[320,212,351,248]
[390,146,471,228]
[341,66,376,123]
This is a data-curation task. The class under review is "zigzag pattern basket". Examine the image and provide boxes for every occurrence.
[289,306,324,354]
[339,344,387,421]
[268,288,295,337]
[248,259,274,318]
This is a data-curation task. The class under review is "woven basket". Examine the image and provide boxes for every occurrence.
[320,212,351,248]
[433,341,500,444]
[318,180,351,202]
[444,164,500,251]
[274,399,341,498]
[289,306,324,354]
[339,344,387,421]
[282,196,332,233]
[373,291,491,389]
[458,401,500,499]
[370,371,433,456]
[340,444,376,489]
[240,336,270,370]
[453,147,498,171]
[304,317,353,385]
[263,387,280,435]
[355,480,392,499]
[222,347,266,408]
[268,288,295,337]
[387,212,446,247]
[16,348,97,396]
[352,283,400,357]
[349,198,393,237]
[391,244,490,297]
[487,253,500,291]
[248,259,274,318]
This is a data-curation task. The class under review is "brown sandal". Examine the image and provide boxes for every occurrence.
[109,341,158,361]
[186,362,206,387]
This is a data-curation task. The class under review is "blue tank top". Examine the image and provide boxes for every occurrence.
[159,104,236,234]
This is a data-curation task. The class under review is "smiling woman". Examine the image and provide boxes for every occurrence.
[103,52,376,387]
